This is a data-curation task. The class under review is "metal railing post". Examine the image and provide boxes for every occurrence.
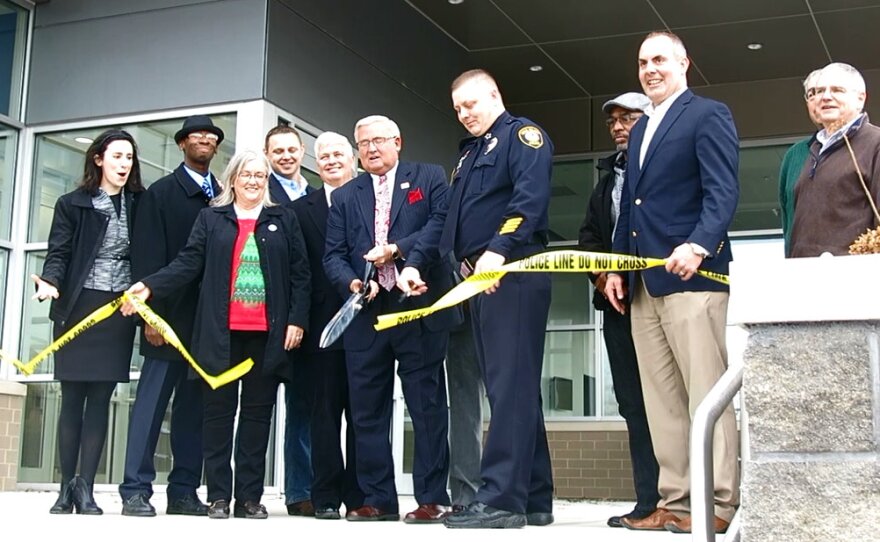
[690,363,743,542]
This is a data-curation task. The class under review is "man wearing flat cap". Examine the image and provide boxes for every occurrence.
[119,115,225,517]
[578,92,659,528]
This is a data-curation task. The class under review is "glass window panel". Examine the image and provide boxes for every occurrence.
[0,248,6,347]
[549,159,593,241]
[547,272,593,326]
[28,113,237,242]
[542,329,596,417]
[731,144,791,232]
[0,1,28,118]
[0,126,16,239]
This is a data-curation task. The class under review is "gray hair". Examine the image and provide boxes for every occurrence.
[353,115,400,141]
[212,149,276,208]
[820,62,866,93]
[314,131,354,158]
[802,69,822,92]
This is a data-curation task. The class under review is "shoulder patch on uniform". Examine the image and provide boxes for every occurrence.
[517,126,544,149]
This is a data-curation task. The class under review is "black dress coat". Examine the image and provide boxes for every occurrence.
[141,204,311,380]
[41,187,140,381]
[42,187,140,326]
[131,164,219,361]
[577,152,617,312]
[288,188,344,353]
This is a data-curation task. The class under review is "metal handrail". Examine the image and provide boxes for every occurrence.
[690,363,744,542]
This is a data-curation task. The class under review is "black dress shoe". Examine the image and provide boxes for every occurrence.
[234,500,268,519]
[315,506,341,520]
[207,500,230,519]
[443,501,526,529]
[71,477,102,515]
[526,512,554,526]
[49,480,74,514]
[167,494,208,516]
[122,494,156,517]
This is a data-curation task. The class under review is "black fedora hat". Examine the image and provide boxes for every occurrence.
[174,115,225,144]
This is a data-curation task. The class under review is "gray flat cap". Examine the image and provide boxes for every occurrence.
[602,92,651,114]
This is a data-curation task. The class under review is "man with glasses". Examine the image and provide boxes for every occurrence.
[779,69,822,257]
[263,124,317,517]
[578,92,660,529]
[789,62,880,257]
[324,115,459,524]
[120,115,224,517]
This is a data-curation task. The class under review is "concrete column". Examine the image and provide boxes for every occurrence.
[0,379,26,491]
[729,254,880,542]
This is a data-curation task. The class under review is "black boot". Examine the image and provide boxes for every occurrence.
[49,479,74,514]
[71,476,103,515]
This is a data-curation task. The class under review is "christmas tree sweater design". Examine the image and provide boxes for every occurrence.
[229,219,268,330]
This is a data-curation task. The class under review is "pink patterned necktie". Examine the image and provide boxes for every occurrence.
[374,175,396,291]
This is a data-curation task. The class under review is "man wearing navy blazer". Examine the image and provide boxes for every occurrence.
[264,124,318,516]
[324,115,457,523]
[605,32,739,535]
[289,131,364,520]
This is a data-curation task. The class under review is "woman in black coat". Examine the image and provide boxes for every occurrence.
[32,129,144,515]
[124,149,311,519]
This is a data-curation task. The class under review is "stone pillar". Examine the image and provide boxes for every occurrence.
[730,254,880,542]
[0,379,26,491]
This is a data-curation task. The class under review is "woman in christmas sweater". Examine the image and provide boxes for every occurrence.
[124,149,311,519]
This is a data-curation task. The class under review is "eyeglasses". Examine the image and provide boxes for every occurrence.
[356,135,397,150]
[238,171,268,181]
[804,86,849,101]
[605,113,642,127]
[188,132,220,142]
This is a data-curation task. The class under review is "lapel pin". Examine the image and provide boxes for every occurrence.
[268,224,278,232]
[400,182,410,189]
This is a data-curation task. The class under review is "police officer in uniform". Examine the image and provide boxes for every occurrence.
[399,69,554,529]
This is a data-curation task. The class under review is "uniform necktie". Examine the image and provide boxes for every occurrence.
[374,175,396,291]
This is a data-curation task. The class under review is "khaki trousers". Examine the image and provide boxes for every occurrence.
[630,277,739,521]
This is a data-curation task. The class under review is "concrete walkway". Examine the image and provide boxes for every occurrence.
[0,491,687,541]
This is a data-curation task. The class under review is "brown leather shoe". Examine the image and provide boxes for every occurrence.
[621,508,681,531]
[664,514,730,534]
[286,500,315,517]
[404,504,450,524]
[345,505,400,522]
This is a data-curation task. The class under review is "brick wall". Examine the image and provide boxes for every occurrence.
[0,381,26,492]
[547,422,636,501]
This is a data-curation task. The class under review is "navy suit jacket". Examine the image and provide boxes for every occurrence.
[612,89,739,297]
[289,187,345,353]
[323,161,461,351]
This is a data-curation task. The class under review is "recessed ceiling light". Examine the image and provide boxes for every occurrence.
[529,65,543,72]
[448,0,464,4]
[74,137,93,144]
[747,42,763,51]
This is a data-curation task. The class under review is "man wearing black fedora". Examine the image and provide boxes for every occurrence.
[119,115,225,517]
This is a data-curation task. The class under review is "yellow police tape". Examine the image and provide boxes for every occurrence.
[374,250,729,331]
[0,292,253,390]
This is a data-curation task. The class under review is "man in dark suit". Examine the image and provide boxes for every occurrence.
[578,91,660,528]
[324,115,457,523]
[289,131,363,520]
[119,115,224,517]
[263,124,317,517]
[604,32,739,534]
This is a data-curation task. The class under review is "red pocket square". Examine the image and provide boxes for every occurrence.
[408,187,424,204]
